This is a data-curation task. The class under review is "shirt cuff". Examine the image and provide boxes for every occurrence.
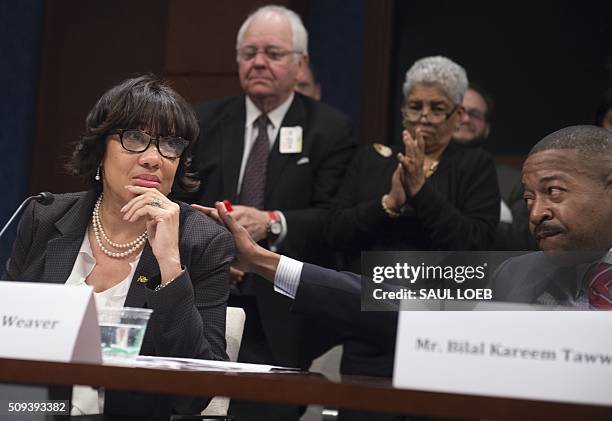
[268,211,287,252]
[273,255,303,299]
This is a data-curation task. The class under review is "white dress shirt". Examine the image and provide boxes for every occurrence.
[273,255,304,299]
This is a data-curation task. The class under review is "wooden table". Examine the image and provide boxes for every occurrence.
[0,358,610,420]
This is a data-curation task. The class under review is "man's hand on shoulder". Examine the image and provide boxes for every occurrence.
[191,202,280,282]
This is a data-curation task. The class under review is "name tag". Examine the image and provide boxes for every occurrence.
[0,281,101,363]
[393,308,612,406]
[279,126,303,154]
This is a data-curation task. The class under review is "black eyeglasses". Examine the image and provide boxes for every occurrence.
[113,129,189,159]
[237,46,300,62]
[402,103,459,125]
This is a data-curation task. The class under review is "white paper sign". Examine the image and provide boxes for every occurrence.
[394,310,612,406]
[279,126,303,153]
[0,281,101,364]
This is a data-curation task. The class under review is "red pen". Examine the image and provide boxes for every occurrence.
[222,199,233,212]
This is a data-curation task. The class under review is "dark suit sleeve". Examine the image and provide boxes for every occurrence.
[292,263,396,343]
[281,114,356,258]
[327,147,389,250]
[4,200,37,279]
[410,151,500,250]
[144,229,232,363]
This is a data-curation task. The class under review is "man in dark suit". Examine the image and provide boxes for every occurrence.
[493,125,612,307]
[191,5,355,420]
[209,201,400,421]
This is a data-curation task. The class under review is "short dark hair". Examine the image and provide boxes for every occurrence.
[529,125,612,183]
[66,74,200,193]
[468,83,494,122]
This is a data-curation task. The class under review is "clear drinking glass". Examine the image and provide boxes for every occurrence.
[97,307,152,363]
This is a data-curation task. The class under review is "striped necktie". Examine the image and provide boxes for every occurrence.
[585,261,612,310]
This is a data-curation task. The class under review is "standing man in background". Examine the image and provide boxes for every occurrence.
[191,5,356,420]
[454,84,536,250]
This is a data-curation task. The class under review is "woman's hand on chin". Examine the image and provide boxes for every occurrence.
[121,185,182,282]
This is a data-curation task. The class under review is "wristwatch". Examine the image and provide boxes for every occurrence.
[267,211,282,236]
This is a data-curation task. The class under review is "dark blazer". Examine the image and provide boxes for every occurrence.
[192,93,356,366]
[329,142,500,273]
[491,251,592,304]
[292,263,397,377]
[4,190,234,418]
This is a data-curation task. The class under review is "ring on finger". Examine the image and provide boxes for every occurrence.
[150,197,163,208]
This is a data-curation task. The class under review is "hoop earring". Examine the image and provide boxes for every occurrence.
[95,166,101,181]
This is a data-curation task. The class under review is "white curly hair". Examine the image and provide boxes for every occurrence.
[403,56,468,104]
[236,5,308,63]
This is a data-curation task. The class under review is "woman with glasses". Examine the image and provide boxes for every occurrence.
[5,75,233,417]
[329,55,500,274]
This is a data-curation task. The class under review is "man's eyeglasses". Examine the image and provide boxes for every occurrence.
[237,46,300,62]
[402,103,459,125]
[113,129,189,159]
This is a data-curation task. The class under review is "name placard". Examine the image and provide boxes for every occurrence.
[393,310,612,406]
[0,281,101,364]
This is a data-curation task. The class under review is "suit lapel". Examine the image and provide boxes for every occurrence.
[41,189,161,308]
[512,253,572,302]
[221,97,247,202]
[265,95,305,203]
[124,243,159,308]
[44,191,98,284]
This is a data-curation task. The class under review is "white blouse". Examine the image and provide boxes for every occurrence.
[65,231,142,415]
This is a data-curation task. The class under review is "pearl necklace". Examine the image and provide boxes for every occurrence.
[92,193,147,258]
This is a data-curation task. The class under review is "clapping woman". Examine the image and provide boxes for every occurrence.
[330,56,500,274]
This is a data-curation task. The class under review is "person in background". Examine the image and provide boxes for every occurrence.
[330,57,499,274]
[453,84,491,146]
[295,60,321,100]
[323,55,499,419]
[4,75,233,418]
[454,84,536,250]
[191,5,356,420]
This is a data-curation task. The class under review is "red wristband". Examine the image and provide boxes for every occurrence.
[267,211,279,221]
